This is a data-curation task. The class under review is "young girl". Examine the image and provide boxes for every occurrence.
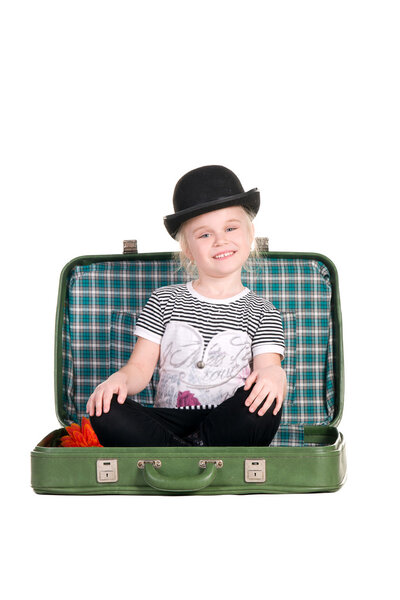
[87,165,287,447]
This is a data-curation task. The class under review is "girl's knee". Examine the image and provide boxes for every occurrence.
[242,399,282,432]
[90,397,143,446]
[90,396,126,431]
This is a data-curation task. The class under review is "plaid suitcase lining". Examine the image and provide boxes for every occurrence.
[62,258,335,447]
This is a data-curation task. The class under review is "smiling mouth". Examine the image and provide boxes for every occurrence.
[213,251,236,260]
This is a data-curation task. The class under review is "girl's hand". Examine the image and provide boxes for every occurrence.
[243,364,287,416]
[86,372,129,417]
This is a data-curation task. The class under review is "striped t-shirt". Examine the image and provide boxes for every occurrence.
[134,281,285,409]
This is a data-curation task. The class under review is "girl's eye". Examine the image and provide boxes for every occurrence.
[198,227,237,238]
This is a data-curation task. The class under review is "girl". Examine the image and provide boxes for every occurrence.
[87,165,287,447]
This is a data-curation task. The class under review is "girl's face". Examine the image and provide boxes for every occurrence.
[181,206,255,280]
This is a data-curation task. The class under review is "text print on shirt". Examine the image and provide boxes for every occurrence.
[160,321,252,388]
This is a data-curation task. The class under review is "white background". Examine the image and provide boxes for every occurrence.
[1,1,399,598]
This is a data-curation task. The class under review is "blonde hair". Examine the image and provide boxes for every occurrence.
[173,206,260,276]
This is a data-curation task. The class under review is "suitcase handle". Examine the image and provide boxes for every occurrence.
[138,459,223,492]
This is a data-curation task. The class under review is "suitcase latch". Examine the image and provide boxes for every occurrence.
[244,459,266,483]
[123,240,138,254]
[97,459,118,483]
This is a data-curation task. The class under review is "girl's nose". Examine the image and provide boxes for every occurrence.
[214,232,228,245]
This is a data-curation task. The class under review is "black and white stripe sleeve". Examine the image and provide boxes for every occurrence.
[134,290,165,345]
[251,305,285,359]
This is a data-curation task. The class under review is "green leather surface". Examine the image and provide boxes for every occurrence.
[142,461,218,492]
[31,427,346,495]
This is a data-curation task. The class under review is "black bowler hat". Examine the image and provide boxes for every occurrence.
[164,165,260,239]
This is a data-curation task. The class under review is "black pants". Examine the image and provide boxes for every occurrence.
[90,385,282,447]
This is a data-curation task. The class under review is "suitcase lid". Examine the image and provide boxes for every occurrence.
[54,246,344,447]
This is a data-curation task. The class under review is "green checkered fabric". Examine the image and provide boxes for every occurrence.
[62,257,336,446]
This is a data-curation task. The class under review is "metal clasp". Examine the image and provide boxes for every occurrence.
[255,237,269,252]
[97,459,118,483]
[123,239,138,254]
[137,459,162,469]
[198,459,223,469]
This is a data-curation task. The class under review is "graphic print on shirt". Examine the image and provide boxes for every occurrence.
[154,321,252,408]
[176,390,201,408]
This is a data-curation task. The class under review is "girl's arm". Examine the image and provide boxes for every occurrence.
[243,353,287,416]
[86,336,160,417]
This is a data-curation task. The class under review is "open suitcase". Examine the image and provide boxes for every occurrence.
[31,240,346,494]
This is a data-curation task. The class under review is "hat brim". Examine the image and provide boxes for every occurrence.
[164,188,260,239]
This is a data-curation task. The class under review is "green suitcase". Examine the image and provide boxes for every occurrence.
[31,242,346,494]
